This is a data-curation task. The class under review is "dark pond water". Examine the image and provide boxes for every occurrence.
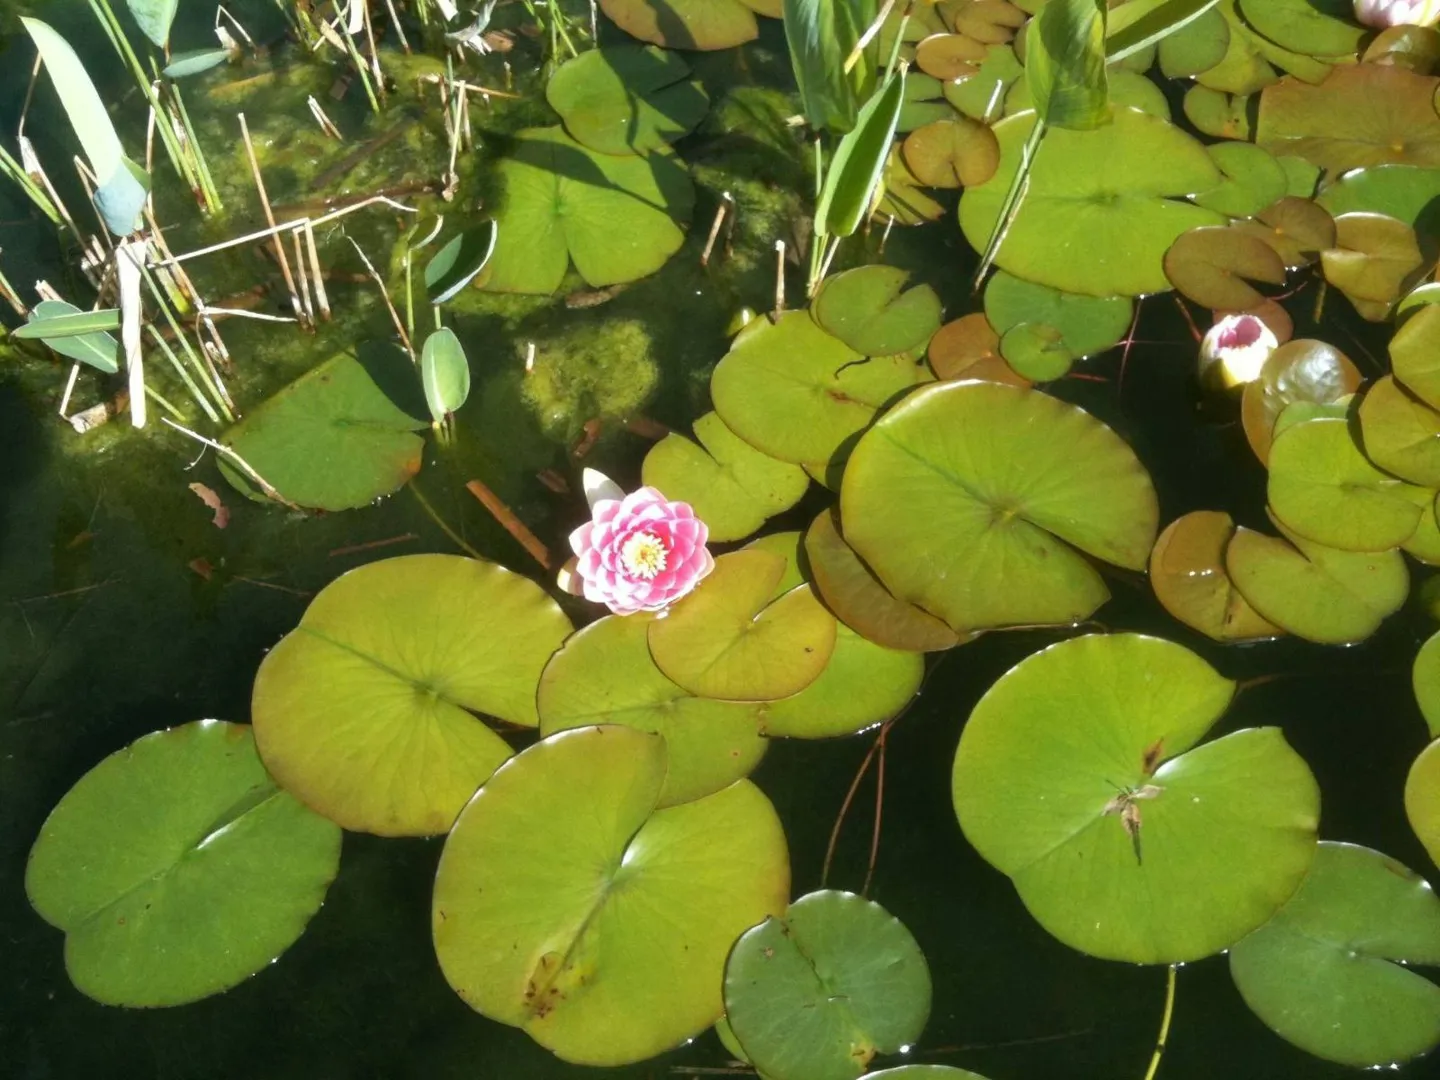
[0,3,1433,1078]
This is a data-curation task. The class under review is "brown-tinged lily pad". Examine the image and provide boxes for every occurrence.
[903,116,1000,189]
[598,0,765,50]
[1164,225,1287,310]
[1363,25,1440,73]
[1321,212,1424,307]
[916,32,988,80]
[1241,339,1362,464]
[1150,511,1283,643]
[944,0,1026,43]
[1233,196,1336,268]
[1358,376,1440,488]
[926,313,1029,386]
[1227,515,1409,645]
[1256,65,1440,175]
[877,145,947,225]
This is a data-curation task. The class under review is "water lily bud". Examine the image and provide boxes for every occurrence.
[1354,0,1440,28]
[1198,313,1279,389]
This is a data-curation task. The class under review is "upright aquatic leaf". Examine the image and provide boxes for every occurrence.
[815,70,906,238]
[1026,0,1109,130]
[1107,0,1223,64]
[784,0,876,132]
[425,222,498,304]
[16,301,119,374]
[420,328,471,423]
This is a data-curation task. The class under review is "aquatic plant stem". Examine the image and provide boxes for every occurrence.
[972,115,1046,291]
[167,80,223,212]
[146,324,220,424]
[465,479,552,569]
[861,720,891,897]
[409,481,485,559]
[1142,965,1177,1080]
[137,259,233,422]
[347,237,415,359]
[821,732,884,888]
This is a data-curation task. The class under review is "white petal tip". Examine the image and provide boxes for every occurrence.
[581,468,624,510]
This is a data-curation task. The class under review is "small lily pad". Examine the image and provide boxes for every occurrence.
[642,411,809,543]
[219,349,427,512]
[1163,225,1287,310]
[1240,338,1361,463]
[999,323,1073,381]
[983,271,1132,359]
[433,726,789,1064]
[812,266,943,357]
[1230,842,1440,1068]
[1321,212,1423,308]
[1182,85,1254,140]
[926,314,1028,386]
[841,381,1158,634]
[953,633,1320,963]
[1407,741,1440,873]
[25,720,341,1006]
[598,0,766,49]
[252,555,572,835]
[537,614,766,806]
[902,115,1000,188]
[546,45,709,156]
[724,890,931,1080]
[1159,5,1231,78]
[1237,0,1365,59]
[483,126,693,295]
[1226,516,1408,645]
[916,32,988,79]
[943,43,1024,121]
[647,549,838,701]
[1232,196,1336,268]
[711,311,928,465]
[1149,511,1283,643]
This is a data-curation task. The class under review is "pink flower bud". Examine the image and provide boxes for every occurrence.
[1354,0,1440,28]
[1198,313,1279,389]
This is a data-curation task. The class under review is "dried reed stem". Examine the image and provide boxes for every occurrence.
[238,112,304,322]
[347,237,414,359]
[465,479,552,570]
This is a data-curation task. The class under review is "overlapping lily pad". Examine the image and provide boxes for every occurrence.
[953,633,1320,963]
[983,271,1132,359]
[724,890,931,1080]
[902,115,999,188]
[1316,164,1440,244]
[251,555,572,835]
[537,614,765,806]
[1230,842,1440,1068]
[1226,517,1408,644]
[943,43,1023,121]
[925,313,1028,386]
[25,720,341,1006]
[1237,0,1365,59]
[1149,511,1282,643]
[959,108,1224,297]
[1358,376,1440,488]
[482,126,693,295]
[1193,141,1288,219]
[1393,303,1440,409]
[219,349,427,512]
[1233,196,1336,268]
[647,549,837,701]
[1163,225,1286,311]
[711,311,928,466]
[642,411,808,542]
[432,725,789,1064]
[812,266,943,357]
[547,45,709,155]
[598,0,772,49]
[1240,338,1361,463]
[841,381,1158,634]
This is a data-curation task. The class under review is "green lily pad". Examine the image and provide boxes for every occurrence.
[1240,338,1361,464]
[547,45,709,156]
[1195,0,1280,96]
[1268,415,1424,552]
[1237,0,1365,59]
[1230,842,1440,1068]
[1256,65,1440,175]
[999,323,1073,381]
[1149,511,1283,643]
[25,720,341,1006]
[983,271,1132,358]
[20,299,119,373]
[433,725,789,1064]
[642,411,809,543]
[251,554,572,835]
[1358,375,1440,488]
[943,44,1024,121]
[1226,516,1409,644]
[711,311,928,465]
[840,380,1159,634]
[1322,211,1423,308]
[1315,165,1440,245]
[1393,303,1440,410]
[537,614,766,806]
[647,549,838,701]
[1163,225,1287,311]
[1158,4,1231,78]
[926,313,1029,387]
[1005,69,1170,121]
[219,349,427,512]
[724,890,931,1080]
[598,0,766,49]
[1193,141,1288,219]
[902,115,1000,188]
[812,266,943,357]
[1407,741,1440,872]
[898,73,958,132]
[1182,85,1254,140]
[805,509,964,653]
[959,107,1225,297]
[743,529,807,596]
[1416,631,1440,739]
[483,126,693,295]
[952,633,1320,964]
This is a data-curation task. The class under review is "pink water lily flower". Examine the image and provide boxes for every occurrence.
[1354,0,1440,27]
[1198,313,1278,389]
[560,470,714,616]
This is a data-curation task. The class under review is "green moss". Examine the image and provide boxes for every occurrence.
[520,317,658,439]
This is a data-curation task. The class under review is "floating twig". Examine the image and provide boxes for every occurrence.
[773,239,786,316]
[239,112,304,322]
[465,478,552,570]
[307,95,344,141]
[328,533,420,557]
[303,221,331,320]
[700,198,727,267]
[161,417,298,508]
[347,236,414,359]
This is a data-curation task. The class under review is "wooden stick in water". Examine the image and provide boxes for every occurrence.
[304,221,331,320]
[700,199,726,267]
[238,112,304,321]
[465,478,552,570]
[773,239,786,317]
[292,227,315,326]
[347,237,414,359]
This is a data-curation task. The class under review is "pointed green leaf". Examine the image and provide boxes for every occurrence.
[420,327,471,423]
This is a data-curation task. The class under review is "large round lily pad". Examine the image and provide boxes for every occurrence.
[25,720,341,1006]
[647,549,838,701]
[537,613,766,807]
[1149,511,1282,643]
[599,0,770,50]
[958,107,1225,297]
[251,555,572,835]
[642,411,809,542]
[952,633,1320,964]
[840,381,1158,635]
[433,725,789,1065]
[1226,517,1409,645]
[724,890,931,1080]
[711,311,928,466]
[1256,65,1440,175]
[546,45,709,155]
[219,349,427,512]
[812,266,943,358]
[483,126,694,295]
[1230,842,1440,1068]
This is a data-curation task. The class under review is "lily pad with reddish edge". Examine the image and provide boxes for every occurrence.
[1149,511,1283,644]
[926,313,1029,386]
[1164,225,1287,310]
[903,116,1000,188]
[1241,339,1362,463]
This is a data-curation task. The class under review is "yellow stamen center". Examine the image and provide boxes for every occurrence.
[620,531,668,579]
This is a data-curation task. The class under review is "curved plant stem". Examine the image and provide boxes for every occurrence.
[409,481,485,560]
[1142,964,1177,1080]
